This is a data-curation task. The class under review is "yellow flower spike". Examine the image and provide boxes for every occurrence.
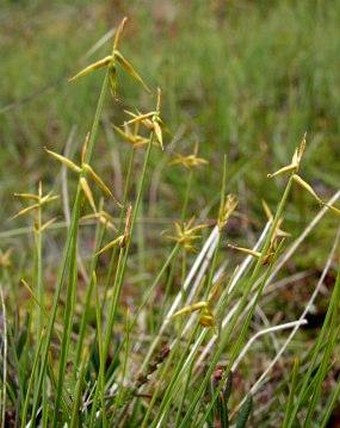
[267,164,297,179]
[268,133,307,178]
[261,253,275,266]
[81,211,116,231]
[82,164,112,198]
[325,205,340,216]
[292,174,323,204]
[292,175,340,215]
[45,148,82,174]
[13,193,40,201]
[112,124,134,142]
[112,124,149,148]
[122,89,164,148]
[40,193,60,205]
[172,301,217,331]
[262,199,273,221]
[111,17,149,93]
[124,111,157,126]
[12,203,40,219]
[152,89,164,149]
[87,171,114,203]
[262,200,291,239]
[274,218,291,239]
[69,55,113,82]
[0,248,12,268]
[39,217,57,233]
[97,205,132,255]
[114,50,151,93]
[166,218,207,253]
[199,307,216,329]
[113,16,128,51]
[172,301,209,318]
[228,244,262,259]
[81,132,91,164]
[96,235,125,256]
[292,132,307,170]
[218,194,238,230]
[46,145,120,207]
[152,119,163,150]
[38,180,43,198]
[80,177,97,213]
[169,153,208,169]
[13,185,59,220]
[69,17,149,94]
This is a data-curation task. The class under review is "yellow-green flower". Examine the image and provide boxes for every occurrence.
[69,17,150,96]
[166,218,207,253]
[169,153,208,169]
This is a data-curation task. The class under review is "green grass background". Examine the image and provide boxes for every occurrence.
[1,0,339,258]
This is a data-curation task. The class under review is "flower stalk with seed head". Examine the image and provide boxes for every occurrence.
[0,249,12,268]
[69,17,150,96]
[112,122,150,149]
[169,153,208,169]
[14,182,58,341]
[267,134,339,214]
[172,301,216,330]
[13,188,59,221]
[123,88,164,149]
[166,217,207,253]
[267,132,306,178]
[96,204,132,256]
[81,210,116,231]
[218,194,238,230]
[45,134,121,212]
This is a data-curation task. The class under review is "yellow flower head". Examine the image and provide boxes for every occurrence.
[166,218,207,253]
[169,153,208,169]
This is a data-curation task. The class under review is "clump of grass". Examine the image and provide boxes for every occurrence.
[1,17,340,428]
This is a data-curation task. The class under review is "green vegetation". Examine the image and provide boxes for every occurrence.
[0,2,339,426]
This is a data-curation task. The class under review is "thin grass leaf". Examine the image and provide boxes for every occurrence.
[235,394,253,428]
[282,358,300,427]
[70,349,88,428]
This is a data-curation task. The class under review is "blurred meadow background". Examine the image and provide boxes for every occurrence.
[1,1,340,263]
[0,0,340,426]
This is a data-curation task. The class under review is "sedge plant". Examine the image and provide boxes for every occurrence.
[1,17,340,428]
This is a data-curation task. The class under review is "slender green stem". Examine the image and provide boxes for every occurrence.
[181,169,193,221]
[30,71,110,428]
[103,147,135,303]
[91,133,155,423]
[34,205,43,338]
[74,220,106,371]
